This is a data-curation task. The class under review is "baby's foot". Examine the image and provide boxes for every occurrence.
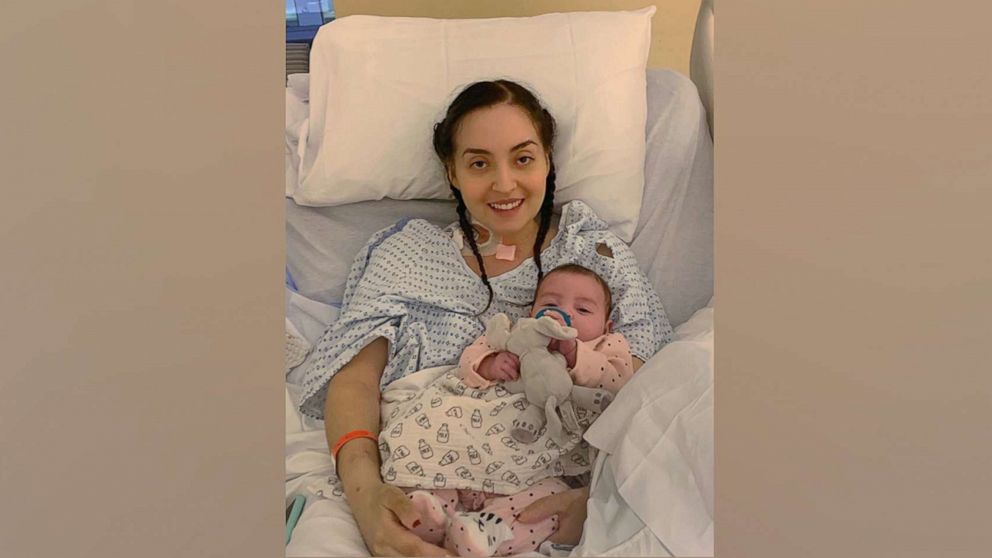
[407,491,449,545]
[447,511,513,557]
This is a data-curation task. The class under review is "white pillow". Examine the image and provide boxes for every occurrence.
[296,8,656,242]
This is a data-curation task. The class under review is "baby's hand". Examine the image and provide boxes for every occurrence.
[548,338,578,369]
[478,351,520,382]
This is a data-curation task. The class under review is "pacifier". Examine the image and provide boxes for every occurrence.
[535,306,572,326]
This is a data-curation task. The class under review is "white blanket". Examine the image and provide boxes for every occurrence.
[284,289,713,556]
[577,305,713,556]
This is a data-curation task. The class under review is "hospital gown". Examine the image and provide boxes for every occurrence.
[299,200,672,420]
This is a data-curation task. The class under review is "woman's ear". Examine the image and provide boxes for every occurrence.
[447,165,460,190]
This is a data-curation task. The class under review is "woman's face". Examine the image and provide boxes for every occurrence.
[448,103,549,242]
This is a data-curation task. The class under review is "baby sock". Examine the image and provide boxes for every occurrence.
[446,511,513,557]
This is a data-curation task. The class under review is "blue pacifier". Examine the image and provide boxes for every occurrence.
[535,306,572,327]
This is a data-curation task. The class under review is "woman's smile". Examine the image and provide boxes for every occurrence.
[487,199,524,212]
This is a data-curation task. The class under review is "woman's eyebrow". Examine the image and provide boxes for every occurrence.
[461,140,536,157]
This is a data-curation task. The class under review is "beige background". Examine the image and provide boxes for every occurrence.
[334,0,703,75]
[716,2,992,556]
[1,2,286,557]
[3,1,992,557]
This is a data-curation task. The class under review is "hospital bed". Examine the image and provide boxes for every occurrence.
[284,2,714,555]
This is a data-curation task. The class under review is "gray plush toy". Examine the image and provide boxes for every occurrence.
[483,313,614,445]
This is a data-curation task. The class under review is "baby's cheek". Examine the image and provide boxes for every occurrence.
[574,322,596,342]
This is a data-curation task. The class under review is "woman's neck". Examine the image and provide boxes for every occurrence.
[463,217,559,279]
[492,219,540,250]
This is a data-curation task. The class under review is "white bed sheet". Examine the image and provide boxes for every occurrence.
[284,290,713,556]
[578,304,713,556]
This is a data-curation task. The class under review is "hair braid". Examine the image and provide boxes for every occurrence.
[451,186,495,314]
[531,160,557,284]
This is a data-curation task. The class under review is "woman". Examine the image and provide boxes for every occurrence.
[299,80,672,556]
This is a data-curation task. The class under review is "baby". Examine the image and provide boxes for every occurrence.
[461,263,633,395]
[379,264,633,556]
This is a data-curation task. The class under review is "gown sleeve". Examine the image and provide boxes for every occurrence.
[298,225,412,420]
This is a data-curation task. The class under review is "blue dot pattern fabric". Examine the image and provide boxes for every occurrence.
[298,201,673,419]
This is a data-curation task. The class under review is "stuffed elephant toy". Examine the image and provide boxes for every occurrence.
[484,313,614,445]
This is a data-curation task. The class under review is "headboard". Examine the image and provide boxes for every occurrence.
[689,0,714,135]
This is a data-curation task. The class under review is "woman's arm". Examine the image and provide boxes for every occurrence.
[324,338,450,557]
[324,337,387,489]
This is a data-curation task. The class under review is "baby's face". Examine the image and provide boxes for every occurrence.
[531,272,611,342]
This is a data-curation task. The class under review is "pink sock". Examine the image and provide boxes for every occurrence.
[407,491,449,545]
[446,511,513,557]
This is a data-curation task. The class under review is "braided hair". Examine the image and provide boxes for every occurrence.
[433,81,558,314]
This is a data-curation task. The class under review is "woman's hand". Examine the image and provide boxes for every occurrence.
[477,351,520,382]
[348,479,452,556]
[516,485,590,545]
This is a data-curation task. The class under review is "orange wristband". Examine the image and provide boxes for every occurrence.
[332,429,378,461]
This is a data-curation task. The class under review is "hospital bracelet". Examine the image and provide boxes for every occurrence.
[332,430,379,461]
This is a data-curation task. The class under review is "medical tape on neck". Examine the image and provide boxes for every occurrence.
[452,222,517,260]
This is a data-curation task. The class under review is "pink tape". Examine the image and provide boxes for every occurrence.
[495,244,516,261]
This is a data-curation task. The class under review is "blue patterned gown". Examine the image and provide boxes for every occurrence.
[299,201,672,419]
